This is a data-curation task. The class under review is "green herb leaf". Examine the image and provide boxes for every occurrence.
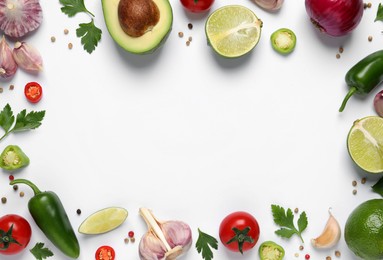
[375,3,383,22]
[271,204,307,243]
[196,228,218,260]
[59,0,94,17]
[13,110,46,132]
[76,19,102,54]
[30,242,54,260]
[0,104,14,133]
[0,104,45,142]
[372,176,383,196]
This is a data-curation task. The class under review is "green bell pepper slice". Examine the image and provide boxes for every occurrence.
[0,145,29,171]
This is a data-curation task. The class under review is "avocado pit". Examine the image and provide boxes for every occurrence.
[118,0,160,37]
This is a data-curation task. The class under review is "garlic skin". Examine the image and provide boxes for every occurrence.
[252,0,284,11]
[12,41,43,73]
[0,36,17,78]
[0,0,43,38]
[139,208,192,260]
[311,209,341,248]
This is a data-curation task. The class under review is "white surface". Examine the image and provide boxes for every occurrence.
[1,0,382,259]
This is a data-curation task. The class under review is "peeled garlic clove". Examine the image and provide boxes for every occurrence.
[253,0,284,11]
[13,41,43,73]
[0,0,43,38]
[311,209,341,248]
[0,36,17,78]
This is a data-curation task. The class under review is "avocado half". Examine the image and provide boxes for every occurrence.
[101,0,173,54]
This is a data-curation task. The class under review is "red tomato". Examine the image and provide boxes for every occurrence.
[219,211,260,254]
[180,0,214,12]
[0,214,32,255]
[24,82,43,103]
[95,245,115,260]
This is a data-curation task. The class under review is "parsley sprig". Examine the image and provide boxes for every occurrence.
[375,3,383,22]
[59,0,102,54]
[271,204,308,243]
[30,242,54,260]
[0,104,45,142]
[196,228,218,260]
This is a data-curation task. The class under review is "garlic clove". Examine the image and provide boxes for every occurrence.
[12,41,43,73]
[0,0,43,38]
[0,36,17,79]
[311,209,341,248]
[139,232,168,260]
[162,221,192,250]
[253,0,284,11]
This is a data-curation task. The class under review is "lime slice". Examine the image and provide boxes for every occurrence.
[78,207,128,234]
[347,116,383,174]
[205,5,262,58]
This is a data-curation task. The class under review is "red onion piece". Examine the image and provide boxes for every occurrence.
[374,90,383,117]
[305,0,364,37]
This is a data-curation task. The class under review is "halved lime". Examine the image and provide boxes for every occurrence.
[205,5,262,58]
[347,116,383,174]
[78,207,128,234]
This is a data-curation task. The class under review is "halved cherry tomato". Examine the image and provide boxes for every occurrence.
[180,0,214,13]
[219,211,260,254]
[24,82,43,103]
[95,245,115,260]
[0,214,32,255]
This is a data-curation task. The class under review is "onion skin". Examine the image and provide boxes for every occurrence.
[253,0,284,11]
[374,90,383,117]
[305,0,364,37]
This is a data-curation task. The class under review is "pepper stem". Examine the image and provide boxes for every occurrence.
[339,87,357,112]
[9,179,42,195]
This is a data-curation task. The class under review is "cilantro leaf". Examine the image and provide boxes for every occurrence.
[0,104,45,142]
[30,242,54,260]
[59,0,94,17]
[0,104,14,133]
[76,19,102,54]
[196,228,218,260]
[372,176,383,196]
[271,204,307,243]
[375,3,383,22]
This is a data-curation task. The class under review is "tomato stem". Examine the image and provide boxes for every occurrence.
[226,226,254,254]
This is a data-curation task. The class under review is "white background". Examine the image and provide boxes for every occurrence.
[1,0,383,259]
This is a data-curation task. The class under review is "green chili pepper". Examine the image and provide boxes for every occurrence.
[9,179,80,259]
[258,241,285,260]
[339,50,383,112]
[0,145,29,171]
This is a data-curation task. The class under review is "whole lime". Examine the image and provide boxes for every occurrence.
[345,199,383,259]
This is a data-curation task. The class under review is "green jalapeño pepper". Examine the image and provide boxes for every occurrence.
[9,179,80,259]
[258,241,285,260]
[0,145,29,171]
[339,50,383,112]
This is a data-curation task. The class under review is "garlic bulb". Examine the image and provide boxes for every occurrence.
[13,41,43,73]
[139,208,192,260]
[252,0,284,11]
[0,36,17,78]
[311,209,341,248]
[0,0,43,38]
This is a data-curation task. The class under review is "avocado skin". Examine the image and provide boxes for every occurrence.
[101,0,173,54]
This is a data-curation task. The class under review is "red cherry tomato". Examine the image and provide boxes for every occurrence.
[24,82,43,103]
[180,0,214,12]
[0,214,32,255]
[219,211,260,254]
[95,245,115,260]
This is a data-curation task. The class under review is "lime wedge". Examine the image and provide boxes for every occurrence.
[205,5,262,58]
[347,116,383,174]
[78,207,128,234]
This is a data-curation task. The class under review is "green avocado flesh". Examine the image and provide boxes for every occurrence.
[101,0,173,54]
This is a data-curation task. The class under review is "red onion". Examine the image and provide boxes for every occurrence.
[374,90,383,117]
[305,0,364,37]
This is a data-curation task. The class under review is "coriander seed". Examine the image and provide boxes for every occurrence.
[76,209,81,215]
[367,2,372,8]
[51,36,56,42]
[352,189,357,195]
[352,180,357,186]
[188,36,192,42]
[188,23,193,29]
[0,88,3,93]
[368,35,373,42]
[336,53,341,59]
[130,237,135,243]
[9,84,14,90]
[326,257,332,260]
[19,191,24,197]
[294,207,299,213]
[335,250,341,257]
[299,245,304,250]
[361,177,367,184]
[124,238,129,243]
[64,29,69,35]
[339,46,344,53]
[1,197,6,204]
[178,32,184,38]
[186,41,190,46]
[68,43,73,49]
[13,185,18,191]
